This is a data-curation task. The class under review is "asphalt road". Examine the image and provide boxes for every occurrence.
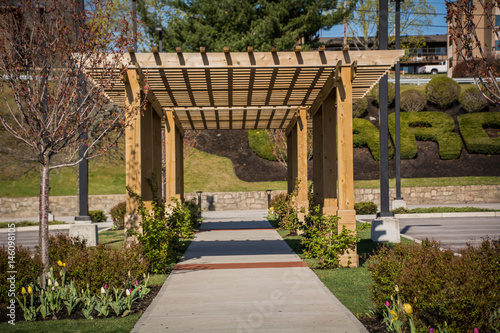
[399,216,500,251]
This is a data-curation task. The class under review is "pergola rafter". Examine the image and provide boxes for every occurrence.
[93,48,404,267]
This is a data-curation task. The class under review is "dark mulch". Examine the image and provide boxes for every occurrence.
[0,285,161,323]
[358,315,387,333]
[196,101,500,182]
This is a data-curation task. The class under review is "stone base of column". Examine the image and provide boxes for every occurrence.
[371,217,400,243]
[391,198,407,211]
[124,213,141,245]
[69,223,98,247]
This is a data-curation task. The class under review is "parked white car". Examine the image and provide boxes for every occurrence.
[418,61,448,74]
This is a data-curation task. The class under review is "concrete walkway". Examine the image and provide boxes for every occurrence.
[131,210,368,333]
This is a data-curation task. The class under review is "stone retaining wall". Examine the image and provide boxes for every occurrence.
[1,185,499,218]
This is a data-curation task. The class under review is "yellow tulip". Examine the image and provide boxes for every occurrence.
[57,260,63,266]
[27,286,33,294]
[403,303,413,315]
[390,310,398,319]
[21,287,26,295]
[63,262,66,267]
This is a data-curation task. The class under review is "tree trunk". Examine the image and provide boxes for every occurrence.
[39,161,50,288]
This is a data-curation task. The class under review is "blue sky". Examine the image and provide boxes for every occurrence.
[321,0,448,38]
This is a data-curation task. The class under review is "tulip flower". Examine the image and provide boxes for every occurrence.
[474,328,479,333]
[385,301,390,307]
[126,289,131,296]
[22,287,26,295]
[104,284,107,289]
[57,260,63,266]
[395,285,399,292]
[136,280,139,286]
[54,281,59,287]
[27,286,33,294]
[48,279,52,286]
[101,287,106,295]
[429,329,434,333]
[403,303,413,315]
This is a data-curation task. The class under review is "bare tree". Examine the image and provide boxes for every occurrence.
[447,0,500,105]
[265,129,313,170]
[0,0,144,282]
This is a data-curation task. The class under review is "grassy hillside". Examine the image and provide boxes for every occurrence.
[0,146,498,197]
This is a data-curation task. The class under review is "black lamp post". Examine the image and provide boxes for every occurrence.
[196,191,202,214]
[391,0,404,203]
[155,27,164,52]
[377,0,393,217]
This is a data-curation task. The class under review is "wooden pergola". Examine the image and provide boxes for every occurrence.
[105,47,403,266]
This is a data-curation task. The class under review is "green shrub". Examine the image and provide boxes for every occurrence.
[367,239,500,332]
[459,86,488,113]
[354,201,378,215]
[110,201,126,230]
[0,246,43,303]
[400,89,426,112]
[353,118,393,161]
[248,129,276,161]
[302,206,363,268]
[270,192,288,220]
[353,97,368,118]
[458,112,500,154]
[389,111,462,160]
[425,77,461,109]
[47,234,149,294]
[89,210,107,222]
[370,82,396,106]
[127,187,200,274]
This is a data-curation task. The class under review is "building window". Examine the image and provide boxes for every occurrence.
[496,15,500,26]
[496,40,500,51]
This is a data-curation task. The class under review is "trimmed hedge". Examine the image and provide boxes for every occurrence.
[354,201,377,215]
[248,129,276,161]
[110,201,126,230]
[370,82,396,106]
[353,118,393,161]
[89,210,107,222]
[458,112,500,154]
[353,97,368,118]
[425,77,461,110]
[368,239,500,332]
[459,86,488,113]
[389,111,462,160]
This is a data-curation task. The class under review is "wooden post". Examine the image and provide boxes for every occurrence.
[312,105,323,207]
[336,65,358,267]
[164,109,184,203]
[322,89,338,216]
[286,108,309,221]
[124,69,142,243]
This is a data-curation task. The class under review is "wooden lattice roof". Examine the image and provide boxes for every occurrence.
[99,49,403,130]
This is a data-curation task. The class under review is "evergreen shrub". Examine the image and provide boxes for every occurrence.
[458,112,500,154]
[353,97,368,118]
[389,112,462,160]
[400,89,426,112]
[370,82,396,106]
[89,210,107,222]
[353,118,393,161]
[425,77,460,109]
[459,86,487,113]
[110,201,126,230]
[248,129,276,161]
[354,201,378,215]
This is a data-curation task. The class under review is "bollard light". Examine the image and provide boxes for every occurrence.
[266,189,272,209]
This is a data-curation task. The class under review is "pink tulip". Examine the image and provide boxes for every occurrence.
[386,301,390,307]
[104,284,107,289]
[135,280,139,286]
[474,328,479,333]
[429,329,434,333]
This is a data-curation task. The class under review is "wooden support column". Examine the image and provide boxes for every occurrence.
[286,107,309,221]
[322,89,338,216]
[164,109,184,203]
[336,64,358,267]
[124,69,143,242]
[312,105,323,207]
